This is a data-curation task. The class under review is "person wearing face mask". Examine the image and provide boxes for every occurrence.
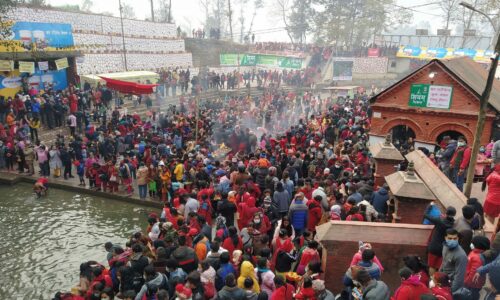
[429,272,452,300]
[424,205,456,275]
[449,136,472,191]
[474,146,489,179]
[392,267,430,300]
[464,236,490,300]
[439,228,467,293]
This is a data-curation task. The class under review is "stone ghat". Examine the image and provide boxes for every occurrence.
[0,171,163,209]
[7,7,177,38]
[76,53,193,75]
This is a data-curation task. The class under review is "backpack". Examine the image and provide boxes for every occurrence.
[120,165,129,179]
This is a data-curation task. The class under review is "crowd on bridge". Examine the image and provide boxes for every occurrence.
[0,69,499,300]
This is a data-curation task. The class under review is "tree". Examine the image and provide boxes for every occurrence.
[55,4,81,12]
[246,0,263,40]
[154,0,173,23]
[273,0,295,44]
[288,0,314,44]
[81,0,93,12]
[19,0,46,7]
[313,0,412,48]
[439,0,460,46]
[121,2,136,19]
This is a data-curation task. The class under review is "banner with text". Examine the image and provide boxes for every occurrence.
[220,54,303,69]
[55,57,69,70]
[19,61,35,74]
[0,60,14,71]
[397,45,494,63]
[333,58,354,81]
[408,84,453,109]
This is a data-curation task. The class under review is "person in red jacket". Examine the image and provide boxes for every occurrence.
[449,136,472,191]
[297,240,320,275]
[392,267,431,300]
[465,235,490,300]
[271,275,293,300]
[430,272,452,300]
[307,195,323,235]
[484,163,500,223]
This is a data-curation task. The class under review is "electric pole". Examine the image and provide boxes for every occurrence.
[168,0,172,23]
[119,0,128,71]
[228,0,233,41]
[150,0,155,22]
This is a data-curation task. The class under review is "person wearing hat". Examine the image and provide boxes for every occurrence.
[464,235,490,300]
[424,204,456,275]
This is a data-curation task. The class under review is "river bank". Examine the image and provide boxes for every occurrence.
[0,171,163,209]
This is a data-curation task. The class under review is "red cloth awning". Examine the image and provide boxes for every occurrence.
[99,77,158,95]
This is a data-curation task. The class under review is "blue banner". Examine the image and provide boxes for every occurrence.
[28,69,68,91]
[12,22,74,49]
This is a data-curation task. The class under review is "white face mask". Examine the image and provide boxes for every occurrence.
[470,243,475,250]
[429,280,436,289]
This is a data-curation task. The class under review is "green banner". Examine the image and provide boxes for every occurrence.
[220,54,239,65]
[278,57,303,69]
[220,53,303,69]
[409,84,429,107]
[241,54,257,66]
[409,84,453,109]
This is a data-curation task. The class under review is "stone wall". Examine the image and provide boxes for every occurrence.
[77,53,193,75]
[353,57,389,74]
[7,6,193,75]
[8,7,177,38]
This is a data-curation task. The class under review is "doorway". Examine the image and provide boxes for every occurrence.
[436,130,466,149]
[391,125,416,150]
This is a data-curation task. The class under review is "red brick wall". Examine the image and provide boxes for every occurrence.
[371,62,495,146]
[396,197,434,225]
[374,159,400,186]
[322,240,428,294]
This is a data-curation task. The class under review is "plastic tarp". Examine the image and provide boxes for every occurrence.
[99,76,158,95]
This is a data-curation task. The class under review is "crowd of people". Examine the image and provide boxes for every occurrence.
[0,68,499,300]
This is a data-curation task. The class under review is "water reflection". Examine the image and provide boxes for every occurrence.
[0,183,150,299]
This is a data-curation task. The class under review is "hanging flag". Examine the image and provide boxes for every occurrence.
[55,57,69,70]
[19,61,35,74]
[38,61,49,71]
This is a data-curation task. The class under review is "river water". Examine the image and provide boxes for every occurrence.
[0,183,151,299]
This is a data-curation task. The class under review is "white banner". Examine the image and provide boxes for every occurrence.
[38,61,49,71]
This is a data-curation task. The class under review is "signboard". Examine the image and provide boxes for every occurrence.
[38,61,49,71]
[28,68,68,91]
[220,53,303,69]
[409,84,453,109]
[0,60,13,71]
[367,48,380,57]
[416,29,428,35]
[12,22,74,49]
[437,29,451,36]
[396,45,494,63]
[463,29,476,36]
[18,61,35,74]
[220,53,239,65]
[333,58,354,81]
[55,57,69,70]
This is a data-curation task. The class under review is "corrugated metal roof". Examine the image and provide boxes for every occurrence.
[439,57,500,111]
[371,57,500,112]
